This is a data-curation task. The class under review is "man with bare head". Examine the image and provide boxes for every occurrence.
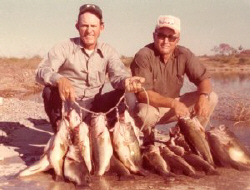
[131,15,218,146]
[36,4,144,132]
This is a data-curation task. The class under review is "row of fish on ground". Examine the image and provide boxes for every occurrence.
[17,108,250,187]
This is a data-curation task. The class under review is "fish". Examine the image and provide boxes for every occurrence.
[166,138,218,176]
[64,145,90,186]
[169,126,191,152]
[177,117,214,165]
[49,109,81,181]
[78,122,92,173]
[18,136,54,177]
[206,125,250,171]
[160,146,196,177]
[109,155,135,181]
[111,118,146,176]
[90,114,113,176]
[63,113,91,186]
[166,136,185,157]
[18,109,81,181]
[142,145,175,178]
[183,153,219,175]
[122,109,141,145]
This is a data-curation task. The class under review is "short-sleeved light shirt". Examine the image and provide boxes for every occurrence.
[36,37,130,100]
[131,43,210,98]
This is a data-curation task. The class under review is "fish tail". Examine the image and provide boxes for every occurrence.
[18,155,51,177]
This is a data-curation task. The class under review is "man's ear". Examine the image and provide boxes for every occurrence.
[100,22,104,31]
[176,34,180,44]
[153,32,156,41]
[75,22,79,31]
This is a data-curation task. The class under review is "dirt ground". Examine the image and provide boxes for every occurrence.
[1,58,250,190]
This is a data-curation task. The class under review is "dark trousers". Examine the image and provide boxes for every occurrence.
[42,86,125,133]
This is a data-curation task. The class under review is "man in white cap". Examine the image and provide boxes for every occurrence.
[130,15,218,146]
[36,4,144,133]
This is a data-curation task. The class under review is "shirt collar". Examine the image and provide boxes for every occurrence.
[73,37,104,57]
[173,45,182,57]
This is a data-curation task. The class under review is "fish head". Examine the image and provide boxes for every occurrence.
[218,125,227,131]
[169,125,181,138]
[92,113,107,125]
[67,109,81,129]
[146,145,160,153]
[57,117,70,132]
[91,113,108,134]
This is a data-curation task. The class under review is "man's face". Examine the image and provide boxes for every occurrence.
[153,27,180,55]
[76,12,104,50]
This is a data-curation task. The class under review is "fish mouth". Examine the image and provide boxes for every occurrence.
[64,114,70,122]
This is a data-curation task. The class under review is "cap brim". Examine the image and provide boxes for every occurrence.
[156,25,179,34]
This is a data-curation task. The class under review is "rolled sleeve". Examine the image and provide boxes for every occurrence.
[131,51,153,91]
[185,50,211,85]
[106,47,131,89]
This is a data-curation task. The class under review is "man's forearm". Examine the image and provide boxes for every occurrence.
[136,90,175,108]
[36,66,63,86]
[198,78,212,94]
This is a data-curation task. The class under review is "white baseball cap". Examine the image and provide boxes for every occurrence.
[155,15,181,34]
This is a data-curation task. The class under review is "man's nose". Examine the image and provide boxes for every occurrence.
[163,37,170,43]
[86,26,92,33]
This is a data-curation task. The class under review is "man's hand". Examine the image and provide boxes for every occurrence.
[194,95,210,117]
[125,76,145,93]
[171,99,190,118]
[57,77,75,102]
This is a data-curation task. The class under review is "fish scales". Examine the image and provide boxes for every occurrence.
[90,114,113,176]
[178,117,214,165]
[112,115,146,176]
[160,146,196,176]
[142,145,173,177]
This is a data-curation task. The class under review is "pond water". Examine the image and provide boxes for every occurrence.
[180,73,250,149]
[211,73,250,150]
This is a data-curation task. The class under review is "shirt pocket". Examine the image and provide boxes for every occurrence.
[88,70,106,87]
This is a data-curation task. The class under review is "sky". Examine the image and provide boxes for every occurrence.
[1,0,250,58]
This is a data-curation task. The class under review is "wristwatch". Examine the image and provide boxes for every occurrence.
[199,92,210,100]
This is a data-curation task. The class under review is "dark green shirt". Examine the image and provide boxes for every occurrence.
[131,43,210,98]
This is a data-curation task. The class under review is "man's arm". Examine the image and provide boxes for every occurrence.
[136,90,190,118]
[36,43,66,86]
[36,41,76,102]
[106,46,131,89]
[198,78,212,94]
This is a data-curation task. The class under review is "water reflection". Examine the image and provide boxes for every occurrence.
[211,73,250,96]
